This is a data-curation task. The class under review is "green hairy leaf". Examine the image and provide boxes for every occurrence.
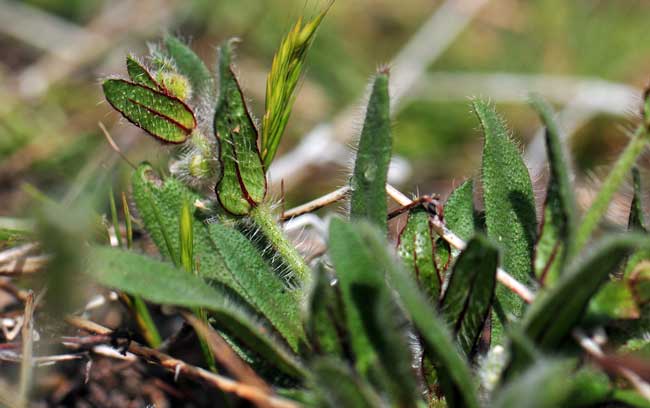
[522,233,649,350]
[360,223,480,408]
[327,218,379,375]
[306,264,345,357]
[530,95,576,285]
[86,247,305,377]
[397,209,441,300]
[164,35,213,100]
[214,40,266,215]
[131,164,304,351]
[349,72,392,231]
[494,361,612,408]
[444,179,476,245]
[350,229,420,406]
[261,5,330,168]
[126,55,161,90]
[102,78,196,143]
[474,98,536,340]
[206,222,305,351]
[440,235,498,356]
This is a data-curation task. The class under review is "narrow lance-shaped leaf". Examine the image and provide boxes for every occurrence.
[102,79,196,143]
[440,235,498,356]
[305,264,345,357]
[327,218,379,375]
[313,358,383,408]
[530,95,576,285]
[261,5,330,168]
[397,209,441,301]
[330,220,426,407]
[522,233,649,350]
[126,55,161,90]
[493,360,612,408]
[349,71,392,232]
[474,99,536,341]
[86,247,305,378]
[131,164,305,351]
[361,223,480,408]
[623,167,650,277]
[351,226,420,407]
[214,40,267,215]
[444,179,476,245]
[164,35,213,100]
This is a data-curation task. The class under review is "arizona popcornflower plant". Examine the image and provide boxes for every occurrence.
[4,2,650,407]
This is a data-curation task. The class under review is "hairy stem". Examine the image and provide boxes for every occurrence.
[250,204,312,286]
[573,125,649,255]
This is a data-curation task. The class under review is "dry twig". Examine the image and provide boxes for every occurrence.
[65,316,300,408]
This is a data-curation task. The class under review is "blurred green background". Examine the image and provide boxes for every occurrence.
[1,0,650,218]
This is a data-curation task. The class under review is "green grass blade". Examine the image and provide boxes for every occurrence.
[214,40,266,215]
[530,95,576,284]
[120,192,133,249]
[164,35,213,99]
[397,209,441,301]
[87,247,305,378]
[108,187,123,248]
[102,79,196,143]
[440,235,498,356]
[131,296,162,348]
[178,197,216,370]
[260,5,330,168]
[349,72,391,232]
[474,98,536,341]
[179,197,194,274]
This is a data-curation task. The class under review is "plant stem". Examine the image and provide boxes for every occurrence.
[573,125,649,255]
[280,186,350,221]
[250,204,312,285]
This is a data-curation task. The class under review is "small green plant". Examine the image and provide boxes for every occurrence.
[89,4,650,407]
